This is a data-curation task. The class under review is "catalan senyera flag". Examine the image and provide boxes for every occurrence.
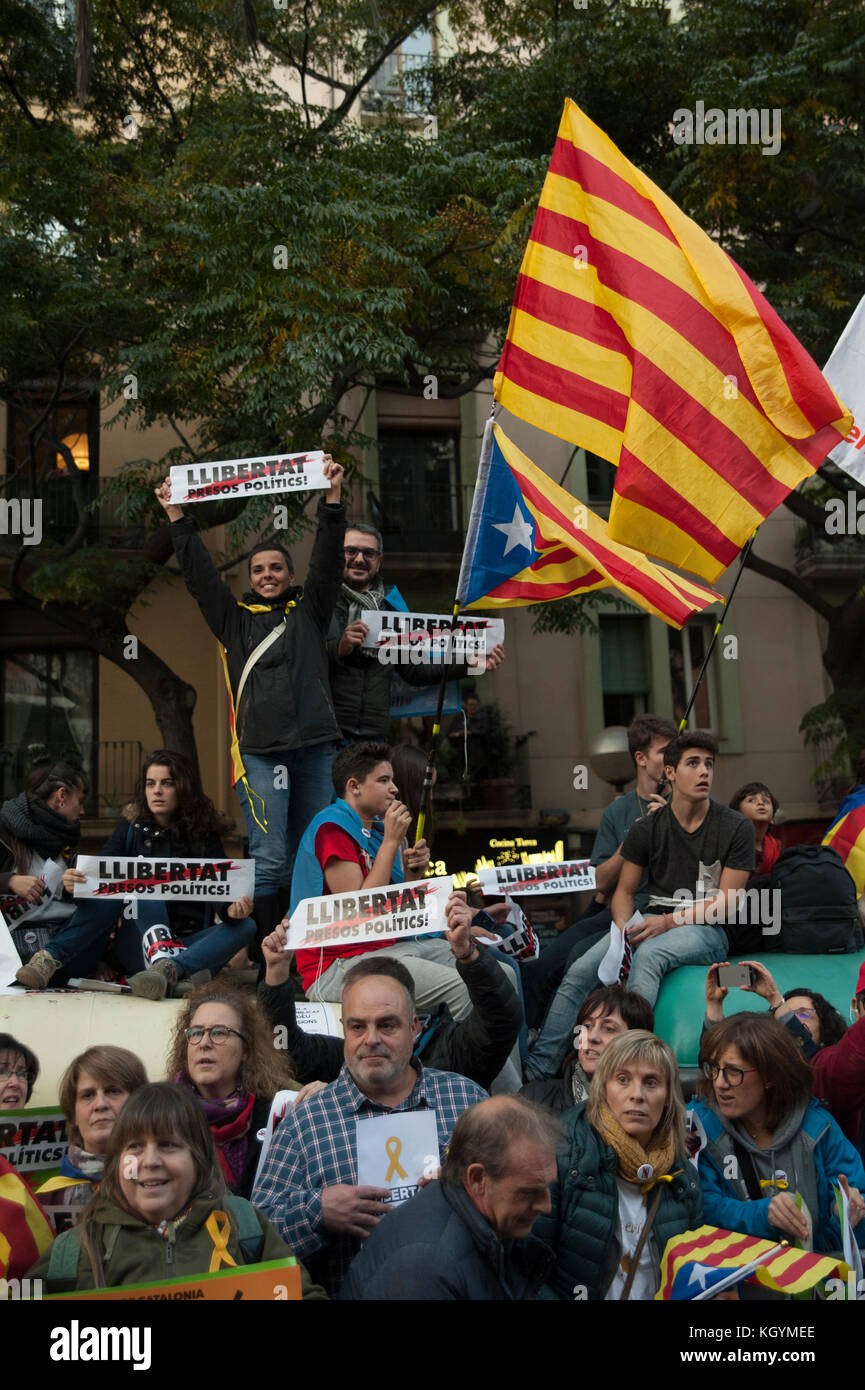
[823,785,865,897]
[0,1153,55,1280]
[455,420,722,628]
[494,99,854,583]
[656,1225,851,1300]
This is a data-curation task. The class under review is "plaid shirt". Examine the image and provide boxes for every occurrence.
[251,1059,487,1295]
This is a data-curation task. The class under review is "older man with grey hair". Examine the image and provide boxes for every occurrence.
[340,1095,559,1300]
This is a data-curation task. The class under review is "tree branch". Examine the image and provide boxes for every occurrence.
[0,63,47,129]
[312,1,440,140]
[743,547,837,623]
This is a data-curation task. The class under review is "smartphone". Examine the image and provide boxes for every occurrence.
[718,963,755,989]
[656,775,670,798]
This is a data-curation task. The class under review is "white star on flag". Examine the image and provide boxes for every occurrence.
[492,504,533,557]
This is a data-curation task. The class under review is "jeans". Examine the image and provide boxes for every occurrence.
[236,742,339,895]
[47,900,255,983]
[524,923,727,1080]
[308,938,473,1020]
[521,907,612,1029]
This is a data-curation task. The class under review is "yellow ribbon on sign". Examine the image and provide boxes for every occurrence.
[385,1136,407,1183]
[205,1210,239,1273]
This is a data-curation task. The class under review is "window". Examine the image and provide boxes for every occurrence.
[5,391,100,544]
[362,24,435,114]
[377,428,463,552]
[668,620,718,731]
[0,651,96,809]
[600,615,649,727]
[585,450,617,506]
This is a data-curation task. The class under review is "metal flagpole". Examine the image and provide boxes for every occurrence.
[677,530,757,732]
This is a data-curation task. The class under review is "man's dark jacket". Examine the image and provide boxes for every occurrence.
[339,1177,553,1300]
[326,587,471,740]
[171,498,345,755]
[258,945,521,1093]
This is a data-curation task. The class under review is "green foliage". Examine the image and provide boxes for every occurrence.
[29,551,160,619]
[800,692,865,783]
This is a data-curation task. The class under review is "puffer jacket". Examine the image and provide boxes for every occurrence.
[327,586,471,740]
[340,1178,553,1300]
[533,1103,702,1300]
[171,497,345,755]
[690,1097,865,1252]
[29,1191,327,1296]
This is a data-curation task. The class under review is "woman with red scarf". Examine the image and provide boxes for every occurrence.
[166,981,297,1198]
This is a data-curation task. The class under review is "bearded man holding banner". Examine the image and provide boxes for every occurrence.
[155,459,345,950]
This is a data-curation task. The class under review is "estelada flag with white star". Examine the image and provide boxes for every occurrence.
[657,1225,852,1299]
[455,420,722,628]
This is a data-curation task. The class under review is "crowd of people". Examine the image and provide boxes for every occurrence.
[2,467,865,1300]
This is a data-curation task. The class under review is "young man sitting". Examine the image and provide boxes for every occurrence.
[524,731,754,1079]
[289,741,473,1020]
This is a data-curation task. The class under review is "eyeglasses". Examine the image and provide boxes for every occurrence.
[702,1060,758,1087]
[0,1065,28,1083]
[792,1008,817,1022]
[343,546,380,559]
[185,1025,247,1046]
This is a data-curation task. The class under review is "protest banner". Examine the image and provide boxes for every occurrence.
[0,912,21,988]
[476,861,595,895]
[295,1002,341,1037]
[0,861,65,930]
[72,856,254,902]
[0,1107,68,1191]
[45,1257,303,1300]
[287,876,453,950]
[356,1110,440,1205]
[361,611,505,667]
[167,451,328,504]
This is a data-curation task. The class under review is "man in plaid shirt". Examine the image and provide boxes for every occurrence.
[252,954,487,1295]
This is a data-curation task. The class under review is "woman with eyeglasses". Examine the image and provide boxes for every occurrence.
[0,1033,39,1108]
[691,1012,865,1255]
[166,980,298,1199]
[706,959,865,1150]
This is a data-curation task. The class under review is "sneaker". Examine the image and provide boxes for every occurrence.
[16,949,61,990]
[129,958,179,1001]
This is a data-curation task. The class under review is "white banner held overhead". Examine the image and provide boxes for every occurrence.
[476,861,595,896]
[73,856,255,902]
[360,611,504,665]
[823,294,865,486]
[168,451,329,504]
[287,876,453,951]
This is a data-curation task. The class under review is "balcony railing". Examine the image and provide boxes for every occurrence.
[2,475,148,549]
[0,739,143,817]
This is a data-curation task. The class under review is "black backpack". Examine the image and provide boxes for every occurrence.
[768,845,863,954]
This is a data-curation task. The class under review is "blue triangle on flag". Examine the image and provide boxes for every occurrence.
[461,433,541,607]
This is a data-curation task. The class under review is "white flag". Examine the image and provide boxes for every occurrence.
[823,295,865,486]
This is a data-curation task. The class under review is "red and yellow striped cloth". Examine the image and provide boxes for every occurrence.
[823,789,865,897]
[458,422,722,628]
[495,99,853,583]
[657,1224,849,1299]
[0,1154,54,1281]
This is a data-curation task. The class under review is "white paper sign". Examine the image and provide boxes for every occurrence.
[287,876,453,950]
[356,1109,440,1204]
[168,450,328,504]
[835,1180,864,1286]
[0,909,22,987]
[360,611,505,665]
[0,859,66,928]
[597,912,637,987]
[295,1002,342,1038]
[476,861,595,896]
[73,855,255,902]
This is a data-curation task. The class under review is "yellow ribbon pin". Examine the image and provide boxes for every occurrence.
[385,1136,407,1183]
[206,1210,239,1273]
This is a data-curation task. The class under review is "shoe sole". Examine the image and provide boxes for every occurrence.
[15,969,48,990]
[129,973,168,1001]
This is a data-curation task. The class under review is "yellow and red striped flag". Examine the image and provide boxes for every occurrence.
[494,99,853,583]
[0,1154,55,1280]
[456,421,722,628]
[657,1224,850,1299]
[823,786,865,897]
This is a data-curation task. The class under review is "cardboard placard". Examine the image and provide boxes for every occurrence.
[45,1257,303,1300]
[476,860,595,895]
[356,1110,440,1205]
[287,876,453,950]
[73,856,254,902]
[0,1106,68,1182]
[360,611,504,664]
[168,451,328,503]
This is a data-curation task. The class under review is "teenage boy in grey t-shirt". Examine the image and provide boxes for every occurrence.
[525,731,754,1080]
